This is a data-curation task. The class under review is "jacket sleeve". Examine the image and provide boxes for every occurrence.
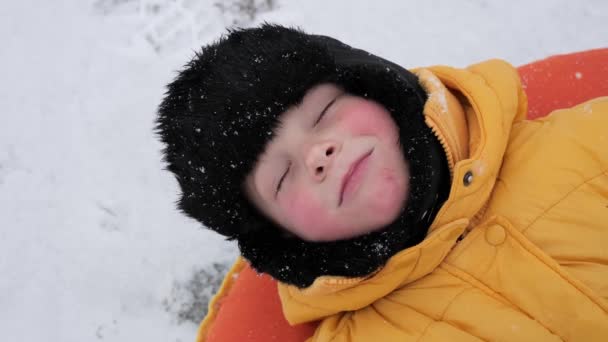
[499,95,608,296]
[537,96,608,171]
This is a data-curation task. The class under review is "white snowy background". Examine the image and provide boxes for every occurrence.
[1,0,606,341]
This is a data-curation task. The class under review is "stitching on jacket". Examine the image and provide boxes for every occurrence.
[393,282,488,342]
[440,253,564,340]
[414,320,434,342]
[381,293,431,319]
[367,303,409,334]
[520,168,608,235]
[439,263,514,308]
[501,215,608,314]
[436,288,490,341]
[415,318,488,342]
[438,287,469,320]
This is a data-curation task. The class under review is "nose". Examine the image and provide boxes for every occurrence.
[305,140,341,182]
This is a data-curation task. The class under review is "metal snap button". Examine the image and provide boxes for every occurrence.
[463,171,474,186]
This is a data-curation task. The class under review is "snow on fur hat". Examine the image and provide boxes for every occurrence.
[155,24,449,288]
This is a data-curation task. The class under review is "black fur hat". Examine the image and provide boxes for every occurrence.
[155,24,449,288]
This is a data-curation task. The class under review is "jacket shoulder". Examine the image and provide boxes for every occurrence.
[489,96,608,228]
[308,269,488,342]
[485,97,608,287]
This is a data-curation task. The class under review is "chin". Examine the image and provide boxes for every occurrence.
[366,172,408,221]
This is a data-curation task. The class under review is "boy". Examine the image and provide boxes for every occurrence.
[156,24,608,341]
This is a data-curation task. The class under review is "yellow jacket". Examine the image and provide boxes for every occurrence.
[278,60,608,341]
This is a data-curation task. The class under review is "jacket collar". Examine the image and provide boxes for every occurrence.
[278,60,527,325]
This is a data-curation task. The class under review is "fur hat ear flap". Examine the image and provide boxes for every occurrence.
[156,24,450,288]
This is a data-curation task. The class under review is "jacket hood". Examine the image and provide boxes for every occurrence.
[278,59,528,324]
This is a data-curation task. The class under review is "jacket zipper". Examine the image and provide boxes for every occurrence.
[425,117,455,178]
[425,114,491,230]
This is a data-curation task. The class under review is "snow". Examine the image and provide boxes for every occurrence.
[425,72,450,113]
[1,0,607,341]
[583,103,594,114]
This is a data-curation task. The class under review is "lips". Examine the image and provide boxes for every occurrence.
[339,149,374,206]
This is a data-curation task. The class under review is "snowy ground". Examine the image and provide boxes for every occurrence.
[1,1,606,341]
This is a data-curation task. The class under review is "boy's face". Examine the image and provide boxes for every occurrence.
[244,84,410,241]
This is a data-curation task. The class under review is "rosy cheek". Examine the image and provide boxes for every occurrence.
[279,188,341,240]
[369,167,409,219]
[338,100,397,139]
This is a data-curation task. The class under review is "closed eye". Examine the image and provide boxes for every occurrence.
[275,162,291,196]
[313,95,340,127]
